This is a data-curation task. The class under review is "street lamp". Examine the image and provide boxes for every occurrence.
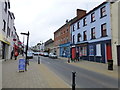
[20,31,30,71]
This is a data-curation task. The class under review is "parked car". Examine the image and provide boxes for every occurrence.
[43,52,49,57]
[33,52,39,56]
[27,52,33,59]
[49,53,57,59]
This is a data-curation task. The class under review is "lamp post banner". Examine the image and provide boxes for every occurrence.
[18,59,25,71]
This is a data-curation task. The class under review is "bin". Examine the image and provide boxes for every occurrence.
[108,60,113,70]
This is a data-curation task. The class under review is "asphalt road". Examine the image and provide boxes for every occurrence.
[30,55,118,88]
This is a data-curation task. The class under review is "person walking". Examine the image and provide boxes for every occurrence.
[14,51,19,60]
[10,50,14,59]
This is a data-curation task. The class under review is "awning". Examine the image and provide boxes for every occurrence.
[0,33,10,45]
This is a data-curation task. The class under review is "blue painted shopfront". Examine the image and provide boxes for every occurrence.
[59,42,70,58]
[75,40,112,63]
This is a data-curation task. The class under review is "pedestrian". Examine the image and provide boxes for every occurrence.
[10,50,14,59]
[14,51,19,60]
[76,51,79,61]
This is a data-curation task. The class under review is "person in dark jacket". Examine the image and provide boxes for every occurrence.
[10,50,14,59]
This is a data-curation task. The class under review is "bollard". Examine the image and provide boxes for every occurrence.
[72,72,76,90]
[38,56,40,64]
[68,58,70,63]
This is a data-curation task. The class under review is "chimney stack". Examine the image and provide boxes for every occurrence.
[76,9,86,19]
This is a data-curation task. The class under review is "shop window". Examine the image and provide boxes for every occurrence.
[82,46,87,56]
[89,45,94,56]
[96,44,101,56]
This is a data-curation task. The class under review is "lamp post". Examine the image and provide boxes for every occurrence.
[20,31,30,71]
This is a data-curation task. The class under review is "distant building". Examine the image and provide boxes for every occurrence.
[44,39,54,53]
[54,9,86,58]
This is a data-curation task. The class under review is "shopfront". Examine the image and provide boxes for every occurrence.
[59,42,70,58]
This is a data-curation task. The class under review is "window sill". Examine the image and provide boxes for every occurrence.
[91,38,96,40]
[91,20,96,23]
[100,15,107,19]
[101,35,108,38]
[83,25,87,27]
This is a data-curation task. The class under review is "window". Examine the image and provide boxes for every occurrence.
[4,2,7,12]
[101,23,107,37]
[89,45,94,56]
[82,46,87,56]
[100,6,106,18]
[91,27,96,39]
[7,27,10,37]
[83,18,87,26]
[83,31,87,41]
[91,13,95,22]
[77,21,80,29]
[11,31,13,37]
[73,35,75,44]
[72,24,75,31]
[77,33,81,42]
[96,44,101,56]
[3,20,6,32]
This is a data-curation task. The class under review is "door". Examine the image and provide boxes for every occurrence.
[72,47,76,59]
[117,45,120,66]
[106,43,112,60]
[2,42,5,59]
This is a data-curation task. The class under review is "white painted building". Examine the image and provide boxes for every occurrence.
[111,0,120,66]
[0,0,19,60]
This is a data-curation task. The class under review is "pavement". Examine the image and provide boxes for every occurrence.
[2,55,69,88]
[65,59,119,79]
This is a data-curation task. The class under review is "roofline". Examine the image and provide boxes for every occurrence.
[70,1,108,25]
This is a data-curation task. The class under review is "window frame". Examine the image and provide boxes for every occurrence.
[77,33,81,42]
[101,23,107,37]
[91,27,96,39]
[83,31,87,41]
[100,6,106,18]
[3,20,6,32]
[77,21,80,29]
[83,18,87,26]
[91,12,95,22]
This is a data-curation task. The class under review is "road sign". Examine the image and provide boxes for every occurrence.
[18,59,25,72]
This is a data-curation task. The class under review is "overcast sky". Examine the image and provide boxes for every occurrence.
[10,0,105,46]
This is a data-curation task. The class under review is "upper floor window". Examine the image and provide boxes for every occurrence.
[83,18,87,26]
[91,27,96,39]
[3,20,6,32]
[73,35,75,44]
[4,2,7,13]
[11,31,13,37]
[77,33,81,42]
[7,27,10,37]
[83,31,87,41]
[77,21,80,29]
[101,23,107,37]
[72,24,75,31]
[100,6,106,18]
[91,12,95,22]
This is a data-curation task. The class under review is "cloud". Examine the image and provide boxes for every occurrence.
[10,0,105,46]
